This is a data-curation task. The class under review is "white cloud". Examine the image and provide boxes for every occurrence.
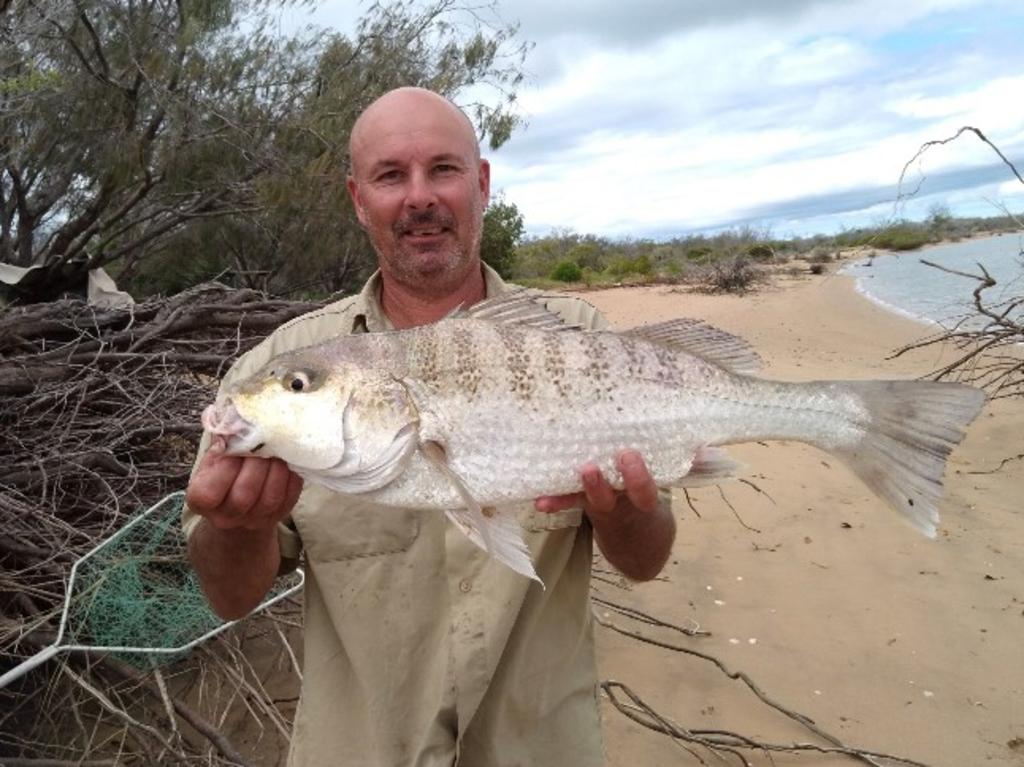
[289,0,1024,237]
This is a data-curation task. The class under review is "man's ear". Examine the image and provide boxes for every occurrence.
[346,176,368,226]
[478,159,491,205]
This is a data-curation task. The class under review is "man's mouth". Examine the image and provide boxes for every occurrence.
[402,226,447,238]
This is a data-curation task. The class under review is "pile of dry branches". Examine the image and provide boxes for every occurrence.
[0,283,321,764]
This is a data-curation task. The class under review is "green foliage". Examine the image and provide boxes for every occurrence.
[873,224,932,251]
[550,260,582,282]
[1,0,530,302]
[480,196,525,278]
[605,254,652,277]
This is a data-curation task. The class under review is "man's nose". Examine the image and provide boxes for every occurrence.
[404,168,437,209]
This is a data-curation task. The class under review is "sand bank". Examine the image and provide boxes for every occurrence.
[584,270,1023,766]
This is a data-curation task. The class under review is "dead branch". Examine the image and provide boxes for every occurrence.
[890,126,1024,403]
[0,282,318,764]
[602,681,934,767]
[593,607,938,766]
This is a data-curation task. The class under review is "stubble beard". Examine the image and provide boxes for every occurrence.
[373,209,482,295]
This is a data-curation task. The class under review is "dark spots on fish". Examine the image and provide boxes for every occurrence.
[452,325,483,399]
[908,498,915,507]
[543,332,572,399]
[500,326,536,400]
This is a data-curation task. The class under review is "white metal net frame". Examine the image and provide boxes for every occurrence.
[0,491,304,689]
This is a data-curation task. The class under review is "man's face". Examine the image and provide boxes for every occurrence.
[347,97,490,294]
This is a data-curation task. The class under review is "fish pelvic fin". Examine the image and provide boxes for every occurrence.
[832,381,985,537]
[420,440,542,584]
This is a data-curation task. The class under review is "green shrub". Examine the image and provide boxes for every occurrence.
[550,260,583,282]
[604,254,652,277]
[746,243,775,261]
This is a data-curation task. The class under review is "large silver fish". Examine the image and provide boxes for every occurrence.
[202,292,985,581]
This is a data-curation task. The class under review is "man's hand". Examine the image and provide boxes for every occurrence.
[186,439,303,532]
[185,440,303,620]
[535,450,676,581]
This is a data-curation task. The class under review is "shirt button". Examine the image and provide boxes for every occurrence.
[459,579,472,594]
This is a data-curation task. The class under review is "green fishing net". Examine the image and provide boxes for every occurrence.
[3,492,303,683]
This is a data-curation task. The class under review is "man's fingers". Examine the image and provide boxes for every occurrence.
[284,471,304,513]
[246,458,292,520]
[580,464,617,514]
[617,450,660,512]
[223,457,273,517]
[535,492,586,513]
[186,450,244,513]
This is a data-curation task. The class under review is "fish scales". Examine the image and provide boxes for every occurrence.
[361,320,860,509]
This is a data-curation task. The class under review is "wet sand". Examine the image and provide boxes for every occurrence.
[584,270,1024,765]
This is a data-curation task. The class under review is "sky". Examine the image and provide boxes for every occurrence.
[277,0,1024,240]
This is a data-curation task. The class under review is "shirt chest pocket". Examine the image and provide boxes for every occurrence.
[291,486,421,563]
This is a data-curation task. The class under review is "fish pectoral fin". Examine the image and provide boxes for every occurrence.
[444,507,542,585]
[420,440,541,584]
[671,446,744,488]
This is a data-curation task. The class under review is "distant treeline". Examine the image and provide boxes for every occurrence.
[506,208,1021,291]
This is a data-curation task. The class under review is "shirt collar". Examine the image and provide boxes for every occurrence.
[350,262,511,333]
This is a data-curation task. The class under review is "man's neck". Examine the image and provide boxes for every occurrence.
[379,266,487,329]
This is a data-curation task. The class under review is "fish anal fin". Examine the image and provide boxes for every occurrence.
[420,440,542,583]
[671,446,744,488]
[626,319,762,375]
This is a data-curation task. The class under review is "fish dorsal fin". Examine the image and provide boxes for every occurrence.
[625,318,762,375]
[454,290,579,331]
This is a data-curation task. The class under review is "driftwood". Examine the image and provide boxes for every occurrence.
[0,283,321,764]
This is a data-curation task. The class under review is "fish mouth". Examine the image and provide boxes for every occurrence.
[201,400,263,455]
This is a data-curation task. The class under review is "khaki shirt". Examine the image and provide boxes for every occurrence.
[184,265,610,766]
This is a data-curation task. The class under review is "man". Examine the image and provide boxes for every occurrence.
[184,87,676,766]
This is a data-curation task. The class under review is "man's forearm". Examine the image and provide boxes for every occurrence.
[188,518,282,620]
[592,498,676,581]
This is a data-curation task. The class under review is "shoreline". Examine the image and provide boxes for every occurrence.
[836,230,1022,330]
[581,272,1023,766]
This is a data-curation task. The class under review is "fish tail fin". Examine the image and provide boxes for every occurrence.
[830,381,985,536]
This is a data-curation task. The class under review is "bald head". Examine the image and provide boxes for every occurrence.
[348,87,480,177]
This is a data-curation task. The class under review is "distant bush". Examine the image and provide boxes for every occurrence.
[605,254,652,277]
[746,243,776,261]
[809,263,826,275]
[874,224,931,251]
[700,256,762,294]
[550,260,582,282]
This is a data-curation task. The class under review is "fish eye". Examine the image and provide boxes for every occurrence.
[286,371,312,392]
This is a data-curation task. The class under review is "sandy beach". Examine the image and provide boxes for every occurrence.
[584,269,1024,766]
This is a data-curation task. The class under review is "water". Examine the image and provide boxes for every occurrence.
[842,232,1024,329]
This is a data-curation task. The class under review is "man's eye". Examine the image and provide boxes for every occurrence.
[376,170,402,183]
[434,164,457,174]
